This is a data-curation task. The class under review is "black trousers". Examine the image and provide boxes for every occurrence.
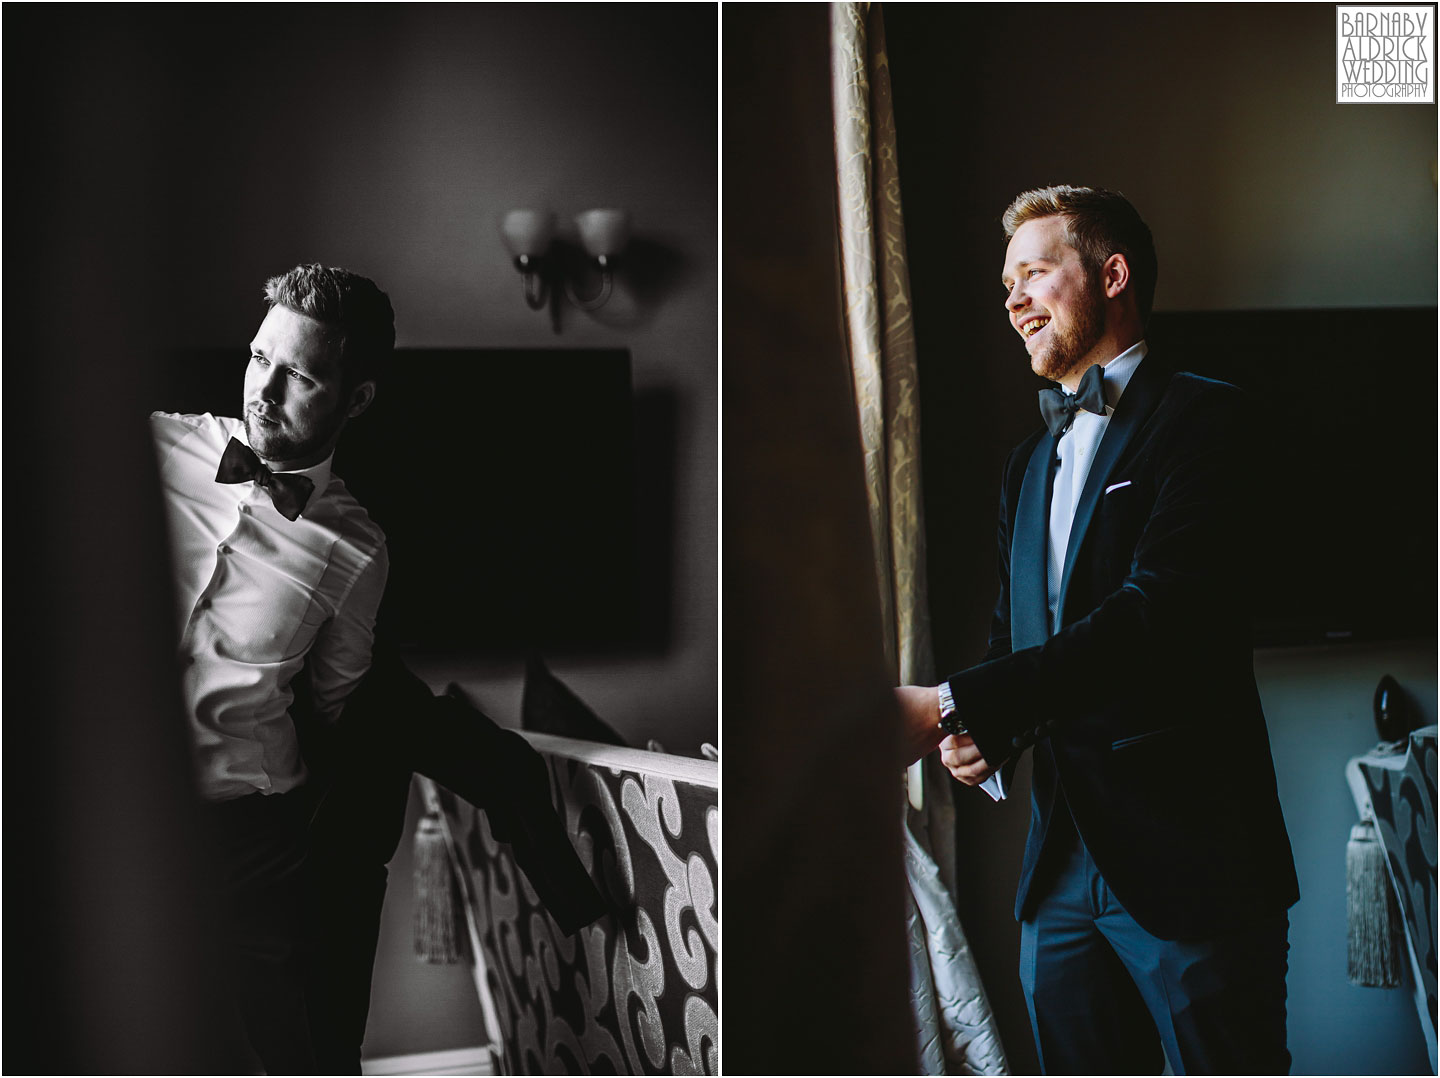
[301,721,414,1075]
[295,667,414,1070]
[294,643,608,1074]
[200,788,316,1075]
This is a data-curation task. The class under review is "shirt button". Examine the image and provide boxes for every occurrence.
[197,598,211,610]
[1012,735,1027,749]
[238,504,250,515]
[218,545,230,555]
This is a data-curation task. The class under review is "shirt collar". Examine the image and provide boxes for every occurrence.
[238,424,334,495]
[1096,339,1147,410]
[282,454,334,495]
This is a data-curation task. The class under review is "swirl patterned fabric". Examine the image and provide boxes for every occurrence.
[831,1,932,693]
[430,741,718,1075]
[1355,726,1437,1062]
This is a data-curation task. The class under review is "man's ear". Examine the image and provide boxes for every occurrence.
[346,379,377,419]
[1102,252,1131,301]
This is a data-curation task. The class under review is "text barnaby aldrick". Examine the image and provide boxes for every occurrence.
[1338,7,1432,101]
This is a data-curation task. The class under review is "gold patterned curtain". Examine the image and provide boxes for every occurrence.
[831,4,1008,1073]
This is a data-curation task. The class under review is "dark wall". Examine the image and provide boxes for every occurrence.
[884,5,1437,1073]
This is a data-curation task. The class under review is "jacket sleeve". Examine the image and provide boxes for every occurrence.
[306,642,609,935]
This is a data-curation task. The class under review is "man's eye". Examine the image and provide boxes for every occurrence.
[287,369,310,384]
[1028,268,1042,277]
[252,355,268,366]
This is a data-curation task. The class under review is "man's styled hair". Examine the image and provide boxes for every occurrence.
[263,264,396,389]
[1002,185,1158,326]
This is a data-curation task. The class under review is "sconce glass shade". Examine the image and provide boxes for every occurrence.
[575,209,631,260]
[501,209,556,259]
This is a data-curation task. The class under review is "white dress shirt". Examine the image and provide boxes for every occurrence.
[151,411,388,801]
[1046,341,1147,628]
[981,340,1148,803]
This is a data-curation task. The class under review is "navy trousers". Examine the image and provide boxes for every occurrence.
[1020,830,1291,1075]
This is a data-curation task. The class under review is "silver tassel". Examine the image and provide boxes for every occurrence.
[1346,819,1402,987]
[413,811,461,964]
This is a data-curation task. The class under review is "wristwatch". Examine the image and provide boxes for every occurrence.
[937,682,968,737]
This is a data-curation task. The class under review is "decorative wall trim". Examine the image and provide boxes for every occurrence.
[361,1044,498,1075]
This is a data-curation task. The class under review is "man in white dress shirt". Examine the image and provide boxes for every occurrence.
[151,263,393,1072]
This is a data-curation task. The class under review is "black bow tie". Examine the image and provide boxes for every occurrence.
[1038,362,1108,438]
[215,437,315,521]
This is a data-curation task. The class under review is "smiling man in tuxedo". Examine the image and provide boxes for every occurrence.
[898,186,1299,1075]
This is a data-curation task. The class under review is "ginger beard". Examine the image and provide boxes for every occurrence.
[1028,265,1107,385]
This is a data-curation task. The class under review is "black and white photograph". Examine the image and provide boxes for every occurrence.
[5,5,715,1074]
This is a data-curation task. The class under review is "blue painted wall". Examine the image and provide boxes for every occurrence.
[1257,641,1434,1075]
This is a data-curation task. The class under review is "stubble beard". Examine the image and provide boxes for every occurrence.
[1030,281,1106,384]
[245,406,344,468]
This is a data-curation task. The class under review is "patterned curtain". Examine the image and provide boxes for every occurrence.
[831,5,1007,1073]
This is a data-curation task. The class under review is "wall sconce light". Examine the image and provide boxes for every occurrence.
[501,207,631,319]
[501,209,556,310]
[568,208,630,311]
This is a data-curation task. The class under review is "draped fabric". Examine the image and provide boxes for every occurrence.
[831,5,1007,1073]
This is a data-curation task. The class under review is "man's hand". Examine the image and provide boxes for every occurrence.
[895,685,946,765]
[940,733,996,786]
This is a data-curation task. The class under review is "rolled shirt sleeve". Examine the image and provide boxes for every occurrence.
[308,542,389,723]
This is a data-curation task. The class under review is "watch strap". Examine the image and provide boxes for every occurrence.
[937,682,967,736]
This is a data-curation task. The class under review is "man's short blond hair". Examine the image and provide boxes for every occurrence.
[1002,185,1158,326]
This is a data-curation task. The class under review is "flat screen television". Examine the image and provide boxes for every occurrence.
[1145,307,1436,646]
[158,347,642,654]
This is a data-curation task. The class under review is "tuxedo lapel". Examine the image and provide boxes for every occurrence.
[1055,355,1169,630]
[1011,433,1056,650]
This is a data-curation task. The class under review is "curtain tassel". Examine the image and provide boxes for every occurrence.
[1346,819,1402,987]
[413,810,461,964]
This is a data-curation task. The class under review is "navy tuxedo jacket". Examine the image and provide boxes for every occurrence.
[947,355,1299,941]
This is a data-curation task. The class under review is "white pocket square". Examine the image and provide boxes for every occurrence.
[1104,480,1132,495]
